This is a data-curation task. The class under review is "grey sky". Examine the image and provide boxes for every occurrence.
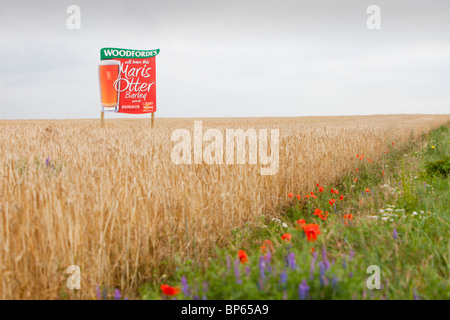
[0,0,449,119]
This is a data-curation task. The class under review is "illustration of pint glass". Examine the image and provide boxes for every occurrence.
[99,60,120,112]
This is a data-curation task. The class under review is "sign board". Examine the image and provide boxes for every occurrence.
[100,47,159,114]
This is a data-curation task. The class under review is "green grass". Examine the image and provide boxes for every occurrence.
[139,124,450,300]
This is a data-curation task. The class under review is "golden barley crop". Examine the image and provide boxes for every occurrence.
[0,114,449,299]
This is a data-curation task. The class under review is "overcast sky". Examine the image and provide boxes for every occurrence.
[0,0,449,119]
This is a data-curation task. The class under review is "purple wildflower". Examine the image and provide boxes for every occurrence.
[226,256,231,271]
[181,276,190,296]
[332,276,338,289]
[287,252,297,270]
[310,251,317,280]
[202,281,209,300]
[265,251,272,273]
[258,278,264,290]
[245,266,251,276]
[234,259,242,284]
[298,280,309,300]
[342,258,347,270]
[349,272,354,278]
[46,157,50,167]
[393,229,398,240]
[259,255,266,281]
[114,289,121,300]
[349,250,355,261]
[322,247,330,270]
[279,270,288,285]
[413,289,420,300]
[318,261,325,286]
[96,286,101,300]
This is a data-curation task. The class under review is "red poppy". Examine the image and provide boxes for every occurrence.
[281,233,292,242]
[305,195,310,199]
[365,188,370,193]
[382,171,385,176]
[260,240,273,253]
[339,195,344,200]
[295,218,306,229]
[318,186,324,193]
[343,213,353,225]
[313,208,328,220]
[329,199,335,205]
[354,178,358,182]
[356,154,359,158]
[330,188,334,193]
[296,194,301,200]
[238,250,248,264]
[334,190,339,194]
[160,285,181,296]
[355,168,359,172]
[303,224,321,242]
[288,193,293,198]
[311,247,315,253]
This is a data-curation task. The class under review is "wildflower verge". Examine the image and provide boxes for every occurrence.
[139,124,450,300]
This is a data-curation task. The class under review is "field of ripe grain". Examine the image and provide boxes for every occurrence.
[0,114,449,299]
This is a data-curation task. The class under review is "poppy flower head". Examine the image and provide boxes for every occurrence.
[313,208,328,220]
[160,284,181,296]
[339,195,344,200]
[354,178,358,182]
[260,240,274,253]
[288,193,293,198]
[281,233,292,243]
[318,186,324,193]
[303,224,321,242]
[296,194,301,200]
[329,199,335,206]
[238,250,248,264]
[343,213,354,225]
[365,188,370,193]
[295,218,306,229]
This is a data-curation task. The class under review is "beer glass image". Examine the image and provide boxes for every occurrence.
[99,60,120,112]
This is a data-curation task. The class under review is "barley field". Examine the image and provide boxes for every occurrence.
[0,114,449,299]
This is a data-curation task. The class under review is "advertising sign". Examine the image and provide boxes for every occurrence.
[99,47,159,114]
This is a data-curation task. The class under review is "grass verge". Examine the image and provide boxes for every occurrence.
[136,124,450,300]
